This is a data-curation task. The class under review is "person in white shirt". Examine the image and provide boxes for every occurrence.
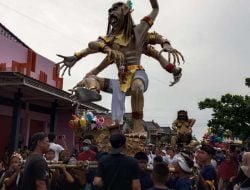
[161,149,169,164]
[166,148,178,167]
[48,133,65,161]
[146,143,155,170]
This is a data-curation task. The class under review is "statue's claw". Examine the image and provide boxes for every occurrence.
[56,54,78,76]
[76,88,102,102]
[169,67,182,87]
[159,44,185,65]
[68,87,101,103]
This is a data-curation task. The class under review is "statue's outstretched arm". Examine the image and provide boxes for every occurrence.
[149,0,159,20]
[57,47,98,76]
[143,45,182,86]
[135,0,159,41]
[146,32,185,65]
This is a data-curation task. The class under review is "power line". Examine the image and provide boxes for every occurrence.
[0,2,81,46]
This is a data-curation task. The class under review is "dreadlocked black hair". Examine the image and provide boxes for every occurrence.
[106,2,135,41]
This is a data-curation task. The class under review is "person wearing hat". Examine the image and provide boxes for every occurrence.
[146,143,156,170]
[171,153,197,190]
[93,133,141,190]
[196,144,218,190]
[77,139,96,161]
[21,132,50,190]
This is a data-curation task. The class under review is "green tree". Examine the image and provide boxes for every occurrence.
[246,78,250,87]
[199,94,250,141]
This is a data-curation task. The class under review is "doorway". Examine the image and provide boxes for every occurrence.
[0,115,12,159]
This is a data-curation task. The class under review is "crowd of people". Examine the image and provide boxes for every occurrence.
[0,132,249,190]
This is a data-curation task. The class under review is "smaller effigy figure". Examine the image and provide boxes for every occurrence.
[171,110,196,147]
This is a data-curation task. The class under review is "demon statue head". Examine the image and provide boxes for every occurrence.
[107,2,134,39]
[177,110,188,121]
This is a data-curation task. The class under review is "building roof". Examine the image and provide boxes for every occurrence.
[0,72,109,113]
[159,127,171,134]
[143,120,161,131]
[159,126,177,135]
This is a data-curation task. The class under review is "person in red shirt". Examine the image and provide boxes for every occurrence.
[218,151,238,190]
[77,139,96,161]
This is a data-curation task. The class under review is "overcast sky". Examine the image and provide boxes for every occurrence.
[0,0,249,140]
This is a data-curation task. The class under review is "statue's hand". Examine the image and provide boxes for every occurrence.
[68,79,87,105]
[56,54,79,76]
[73,76,100,91]
[85,71,94,77]
[68,78,89,104]
[169,67,182,87]
[160,44,185,65]
[103,48,124,64]
[74,78,88,89]
[69,77,101,104]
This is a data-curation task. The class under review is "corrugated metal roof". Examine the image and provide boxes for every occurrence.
[0,72,109,113]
